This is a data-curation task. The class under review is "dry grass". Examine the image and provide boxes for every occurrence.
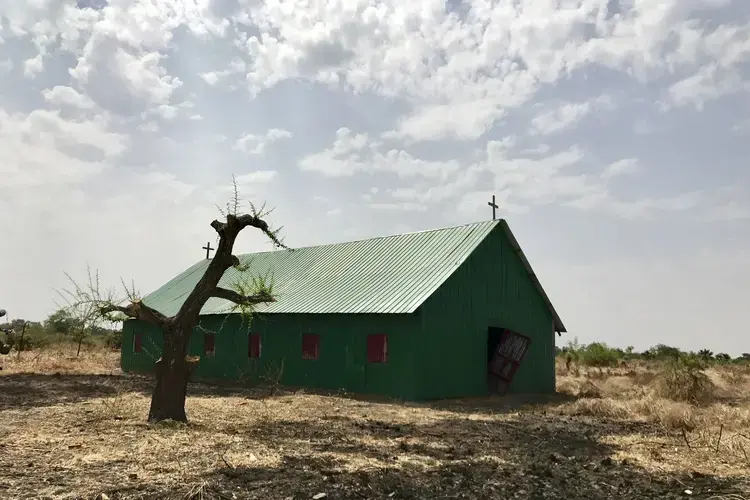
[0,349,748,499]
[555,359,750,484]
[0,342,121,376]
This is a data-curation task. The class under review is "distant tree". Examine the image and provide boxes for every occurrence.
[57,267,123,356]
[579,342,620,367]
[715,353,732,362]
[61,178,287,424]
[698,349,714,361]
[649,344,683,361]
[565,337,581,353]
[44,308,80,335]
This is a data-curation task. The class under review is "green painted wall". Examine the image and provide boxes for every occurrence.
[122,312,421,399]
[121,225,556,401]
[416,225,555,399]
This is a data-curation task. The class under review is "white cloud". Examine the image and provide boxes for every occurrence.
[602,158,640,180]
[530,95,616,136]
[667,64,749,110]
[205,0,750,141]
[0,0,748,359]
[200,58,246,88]
[234,128,292,155]
[530,101,593,136]
[234,170,278,186]
[384,100,507,142]
[300,127,461,178]
[42,85,96,110]
[0,108,126,188]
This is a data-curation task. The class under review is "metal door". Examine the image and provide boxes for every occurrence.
[487,328,531,395]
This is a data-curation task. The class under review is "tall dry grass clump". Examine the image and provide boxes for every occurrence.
[652,358,717,406]
[555,354,750,445]
[0,342,120,375]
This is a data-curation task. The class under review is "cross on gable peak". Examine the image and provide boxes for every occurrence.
[202,241,215,260]
[487,194,498,220]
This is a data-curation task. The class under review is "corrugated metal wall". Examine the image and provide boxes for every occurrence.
[417,225,555,399]
[121,312,421,399]
[121,223,556,401]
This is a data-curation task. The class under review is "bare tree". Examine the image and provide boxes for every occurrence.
[61,179,288,423]
[58,266,122,356]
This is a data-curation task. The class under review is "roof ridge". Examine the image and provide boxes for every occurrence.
[235,219,502,258]
[143,219,501,316]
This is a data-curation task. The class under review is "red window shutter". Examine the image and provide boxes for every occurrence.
[302,334,319,360]
[134,333,142,353]
[248,333,261,358]
[204,333,215,356]
[367,334,388,363]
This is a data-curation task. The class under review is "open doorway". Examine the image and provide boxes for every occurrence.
[486,327,531,395]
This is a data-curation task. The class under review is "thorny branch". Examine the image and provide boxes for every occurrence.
[210,287,276,306]
[210,212,288,251]
[99,301,171,328]
[59,175,290,335]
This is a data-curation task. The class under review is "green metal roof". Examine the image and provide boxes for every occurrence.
[141,220,566,332]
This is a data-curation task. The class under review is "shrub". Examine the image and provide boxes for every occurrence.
[717,365,749,386]
[653,357,716,405]
[579,342,620,368]
[105,330,122,350]
[564,351,577,372]
[654,402,700,432]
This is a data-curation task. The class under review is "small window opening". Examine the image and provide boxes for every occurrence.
[367,334,388,363]
[134,333,142,353]
[302,334,319,360]
[248,333,261,358]
[204,333,215,357]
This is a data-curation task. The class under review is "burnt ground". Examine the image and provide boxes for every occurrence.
[0,369,748,500]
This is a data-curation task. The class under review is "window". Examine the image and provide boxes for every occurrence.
[248,333,261,358]
[367,334,388,363]
[302,334,319,360]
[134,333,142,353]
[204,333,215,357]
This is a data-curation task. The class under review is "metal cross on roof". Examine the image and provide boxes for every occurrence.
[202,241,215,260]
[488,194,498,220]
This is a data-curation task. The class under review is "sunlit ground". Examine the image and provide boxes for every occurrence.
[1,346,748,499]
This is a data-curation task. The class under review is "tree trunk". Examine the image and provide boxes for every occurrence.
[147,324,193,423]
[76,332,83,357]
[16,322,26,359]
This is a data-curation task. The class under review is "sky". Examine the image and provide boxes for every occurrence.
[0,0,749,356]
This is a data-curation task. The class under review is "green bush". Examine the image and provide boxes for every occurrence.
[579,342,620,368]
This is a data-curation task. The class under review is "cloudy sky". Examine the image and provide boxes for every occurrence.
[1,0,748,355]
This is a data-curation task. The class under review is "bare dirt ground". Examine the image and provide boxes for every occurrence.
[0,347,749,500]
